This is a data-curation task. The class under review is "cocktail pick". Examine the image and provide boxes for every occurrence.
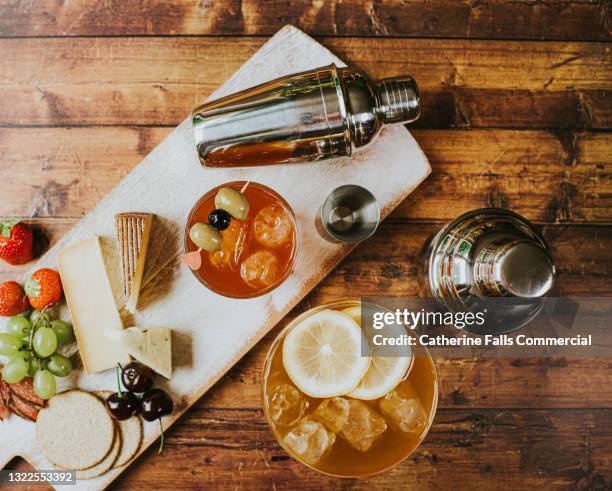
[180,248,202,270]
[240,181,250,193]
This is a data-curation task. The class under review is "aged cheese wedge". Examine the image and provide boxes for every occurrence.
[115,213,154,313]
[109,327,172,379]
[57,236,131,373]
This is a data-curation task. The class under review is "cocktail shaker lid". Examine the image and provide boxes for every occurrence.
[376,76,421,124]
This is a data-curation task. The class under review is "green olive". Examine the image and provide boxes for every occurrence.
[214,187,250,221]
[189,223,222,252]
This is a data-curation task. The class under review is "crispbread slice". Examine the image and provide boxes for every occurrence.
[94,391,143,468]
[36,390,114,470]
[76,425,121,480]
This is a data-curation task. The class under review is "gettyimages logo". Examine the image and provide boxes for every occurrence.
[359,296,608,359]
[372,308,486,330]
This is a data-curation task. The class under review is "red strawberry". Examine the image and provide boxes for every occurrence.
[25,268,62,310]
[0,281,30,316]
[0,220,33,265]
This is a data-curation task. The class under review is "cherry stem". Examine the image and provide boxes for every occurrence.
[115,364,123,397]
[158,418,164,454]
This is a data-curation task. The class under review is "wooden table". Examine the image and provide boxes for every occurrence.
[1,1,611,489]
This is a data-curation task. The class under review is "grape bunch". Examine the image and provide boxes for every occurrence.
[0,309,75,400]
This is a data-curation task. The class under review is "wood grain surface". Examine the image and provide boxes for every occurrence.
[1,1,611,489]
[0,37,610,128]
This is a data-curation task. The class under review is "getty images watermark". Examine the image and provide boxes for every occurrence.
[359,297,609,358]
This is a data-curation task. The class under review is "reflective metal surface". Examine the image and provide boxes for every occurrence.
[192,64,420,167]
[421,208,556,334]
[317,185,380,243]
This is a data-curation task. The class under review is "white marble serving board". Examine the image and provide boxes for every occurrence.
[0,25,430,490]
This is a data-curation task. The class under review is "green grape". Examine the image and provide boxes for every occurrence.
[7,316,31,338]
[11,350,29,361]
[0,333,22,357]
[34,369,56,400]
[45,305,59,320]
[50,320,75,346]
[28,356,40,377]
[47,354,72,377]
[33,327,57,358]
[29,309,44,324]
[2,355,28,384]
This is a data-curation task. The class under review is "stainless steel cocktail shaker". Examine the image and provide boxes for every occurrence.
[192,64,420,167]
[421,209,556,334]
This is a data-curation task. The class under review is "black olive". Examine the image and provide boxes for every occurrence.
[208,209,231,231]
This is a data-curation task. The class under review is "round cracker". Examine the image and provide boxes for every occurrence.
[76,425,121,480]
[94,391,143,468]
[36,390,115,470]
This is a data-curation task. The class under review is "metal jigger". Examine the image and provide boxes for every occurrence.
[317,185,380,243]
[422,208,556,335]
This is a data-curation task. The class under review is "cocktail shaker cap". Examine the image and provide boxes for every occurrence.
[376,76,421,124]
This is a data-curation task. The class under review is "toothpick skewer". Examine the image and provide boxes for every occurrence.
[240,181,250,194]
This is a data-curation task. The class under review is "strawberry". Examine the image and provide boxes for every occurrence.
[25,268,62,310]
[0,281,30,316]
[0,220,33,265]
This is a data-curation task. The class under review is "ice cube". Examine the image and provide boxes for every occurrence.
[240,250,279,287]
[283,417,336,465]
[252,204,293,248]
[269,383,308,427]
[379,385,427,435]
[210,219,247,271]
[313,397,350,433]
[341,400,387,452]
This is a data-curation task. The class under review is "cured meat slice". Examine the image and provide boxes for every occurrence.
[9,378,44,407]
[9,394,40,422]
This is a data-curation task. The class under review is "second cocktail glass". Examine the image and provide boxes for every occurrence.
[262,300,438,477]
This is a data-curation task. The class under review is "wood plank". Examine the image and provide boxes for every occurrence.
[1,127,610,223]
[8,407,612,489]
[0,37,610,128]
[20,408,607,489]
[1,220,609,297]
[0,0,609,41]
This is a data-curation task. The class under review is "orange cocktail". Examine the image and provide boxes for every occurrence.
[185,181,298,298]
[262,301,438,477]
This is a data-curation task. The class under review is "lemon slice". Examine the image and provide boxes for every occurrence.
[283,309,370,398]
[344,303,413,400]
[342,305,361,324]
[348,354,412,400]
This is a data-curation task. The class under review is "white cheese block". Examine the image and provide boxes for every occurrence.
[112,327,172,379]
[57,236,131,373]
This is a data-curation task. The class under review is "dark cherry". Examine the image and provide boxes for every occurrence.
[208,209,231,231]
[121,362,155,393]
[139,388,174,422]
[106,392,139,421]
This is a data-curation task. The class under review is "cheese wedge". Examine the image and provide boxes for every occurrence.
[115,213,154,314]
[111,327,172,379]
[57,236,131,373]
